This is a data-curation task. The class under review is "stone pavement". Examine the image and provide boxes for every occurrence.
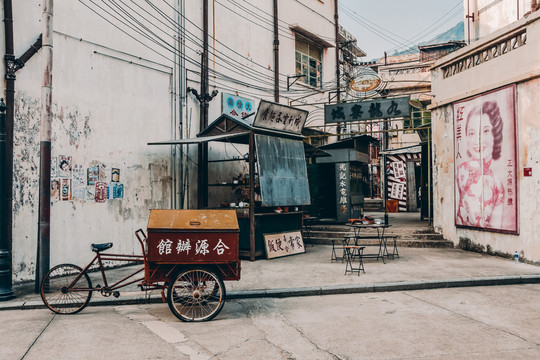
[2,245,540,311]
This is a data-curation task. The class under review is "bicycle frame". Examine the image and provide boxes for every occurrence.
[64,251,146,293]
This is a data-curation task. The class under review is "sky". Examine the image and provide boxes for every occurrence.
[339,0,464,60]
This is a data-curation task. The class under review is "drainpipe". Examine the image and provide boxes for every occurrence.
[1,0,43,299]
[273,0,279,103]
[0,0,15,301]
[334,0,341,137]
[35,0,53,293]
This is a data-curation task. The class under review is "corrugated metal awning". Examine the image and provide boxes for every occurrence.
[148,132,250,145]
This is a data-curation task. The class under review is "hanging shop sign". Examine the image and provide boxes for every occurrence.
[222,93,257,122]
[349,70,381,92]
[324,96,410,123]
[253,100,308,134]
[346,67,383,98]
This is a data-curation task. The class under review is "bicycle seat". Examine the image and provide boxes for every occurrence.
[91,242,113,252]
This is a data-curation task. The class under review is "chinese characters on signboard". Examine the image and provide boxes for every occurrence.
[335,163,350,221]
[324,97,410,123]
[253,100,308,134]
[391,162,406,179]
[453,85,518,233]
[156,238,230,256]
[264,231,305,259]
[150,236,236,262]
[222,92,256,122]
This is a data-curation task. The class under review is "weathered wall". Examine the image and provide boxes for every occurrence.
[431,11,540,262]
[4,1,174,281]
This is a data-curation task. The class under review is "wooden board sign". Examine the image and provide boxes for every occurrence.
[263,231,305,259]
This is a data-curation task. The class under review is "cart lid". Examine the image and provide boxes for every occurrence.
[147,209,239,231]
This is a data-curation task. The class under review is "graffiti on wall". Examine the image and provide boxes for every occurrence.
[51,156,124,203]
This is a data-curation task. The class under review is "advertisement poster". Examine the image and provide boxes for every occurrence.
[111,168,120,182]
[58,155,72,178]
[95,182,107,203]
[50,179,60,202]
[72,164,86,199]
[453,85,518,233]
[87,166,99,186]
[60,179,72,201]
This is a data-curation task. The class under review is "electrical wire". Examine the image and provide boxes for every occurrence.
[80,0,351,106]
[340,1,463,56]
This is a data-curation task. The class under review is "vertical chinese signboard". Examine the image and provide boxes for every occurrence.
[453,85,518,233]
[335,162,350,222]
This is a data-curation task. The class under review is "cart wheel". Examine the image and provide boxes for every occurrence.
[40,264,93,314]
[167,267,225,322]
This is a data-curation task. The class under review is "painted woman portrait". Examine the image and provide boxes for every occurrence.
[454,85,517,233]
[456,101,504,228]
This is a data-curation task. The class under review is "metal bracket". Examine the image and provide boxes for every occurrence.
[328,91,339,103]
[287,75,306,91]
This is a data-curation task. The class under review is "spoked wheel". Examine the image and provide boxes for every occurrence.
[40,264,92,314]
[167,267,225,322]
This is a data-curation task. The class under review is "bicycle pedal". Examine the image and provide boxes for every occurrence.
[113,291,120,298]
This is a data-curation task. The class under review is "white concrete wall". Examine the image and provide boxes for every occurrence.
[3,0,175,281]
[465,0,534,41]
[430,10,540,262]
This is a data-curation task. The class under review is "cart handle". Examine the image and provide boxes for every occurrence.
[135,229,148,263]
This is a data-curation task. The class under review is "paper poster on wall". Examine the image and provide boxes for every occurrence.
[391,162,406,180]
[86,186,95,201]
[95,182,107,203]
[58,156,72,178]
[111,168,120,182]
[263,231,305,259]
[99,164,108,182]
[87,166,99,186]
[50,179,60,202]
[453,85,518,233]
[114,183,124,199]
[60,179,72,201]
[50,156,58,178]
[72,164,86,199]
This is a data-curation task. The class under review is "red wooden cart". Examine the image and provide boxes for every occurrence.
[141,209,241,321]
[40,209,241,322]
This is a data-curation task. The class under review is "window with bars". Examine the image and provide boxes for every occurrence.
[404,110,431,129]
[295,36,322,88]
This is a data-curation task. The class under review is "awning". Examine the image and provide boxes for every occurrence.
[380,145,422,155]
[289,25,335,48]
[148,132,250,145]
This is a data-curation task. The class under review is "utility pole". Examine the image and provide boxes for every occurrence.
[273,0,279,103]
[334,0,342,137]
[36,0,53,292]
[192,0,217,209]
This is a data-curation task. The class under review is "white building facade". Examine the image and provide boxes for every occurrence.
[430,1,540,262]
[1,1,344,282]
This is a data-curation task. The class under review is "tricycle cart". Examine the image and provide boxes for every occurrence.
[40,209,241,322]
